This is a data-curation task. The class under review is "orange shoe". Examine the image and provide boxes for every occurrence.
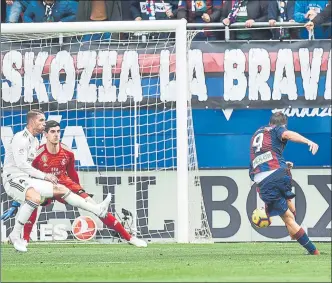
[311,249,320,255]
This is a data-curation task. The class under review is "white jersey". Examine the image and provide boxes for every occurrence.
[3,127,46,183]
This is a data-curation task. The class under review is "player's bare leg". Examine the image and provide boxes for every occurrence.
[285,199,296,239]
[281,209,319,255]
[8,187,41,252]
[287,199,296,216]
[53,185,112,218]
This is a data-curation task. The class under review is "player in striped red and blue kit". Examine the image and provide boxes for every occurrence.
[249,112,320,255]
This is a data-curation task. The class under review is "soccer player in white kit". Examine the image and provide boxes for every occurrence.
[3,110,112,252]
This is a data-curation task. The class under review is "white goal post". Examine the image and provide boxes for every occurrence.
[1,20,211,244]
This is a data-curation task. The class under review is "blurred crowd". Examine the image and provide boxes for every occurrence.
[1,0,331,40]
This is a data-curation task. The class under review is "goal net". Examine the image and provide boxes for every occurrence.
[1,21,212,244]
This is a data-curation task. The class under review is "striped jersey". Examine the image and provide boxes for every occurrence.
[249,125,288,181]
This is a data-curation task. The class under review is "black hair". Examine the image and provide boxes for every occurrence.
[45,120,60,133]
[269,112,288,126]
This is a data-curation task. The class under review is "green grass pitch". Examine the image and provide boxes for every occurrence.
[1,242,331,282]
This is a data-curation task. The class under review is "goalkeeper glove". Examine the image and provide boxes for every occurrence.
[1,201,21,221]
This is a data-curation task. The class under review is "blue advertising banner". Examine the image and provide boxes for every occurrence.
[193,108,331,168]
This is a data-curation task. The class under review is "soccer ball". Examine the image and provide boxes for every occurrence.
[251,208,271,228]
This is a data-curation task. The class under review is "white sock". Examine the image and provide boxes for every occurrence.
[62,191,100,216]
[85,196,97,205]
[11,201,38,238]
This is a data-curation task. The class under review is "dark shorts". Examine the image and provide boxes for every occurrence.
[256,168,295,217]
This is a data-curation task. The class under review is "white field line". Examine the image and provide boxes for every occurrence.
[3,261,127,266]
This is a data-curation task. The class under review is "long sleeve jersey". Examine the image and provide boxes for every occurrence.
[3,128,46,182]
